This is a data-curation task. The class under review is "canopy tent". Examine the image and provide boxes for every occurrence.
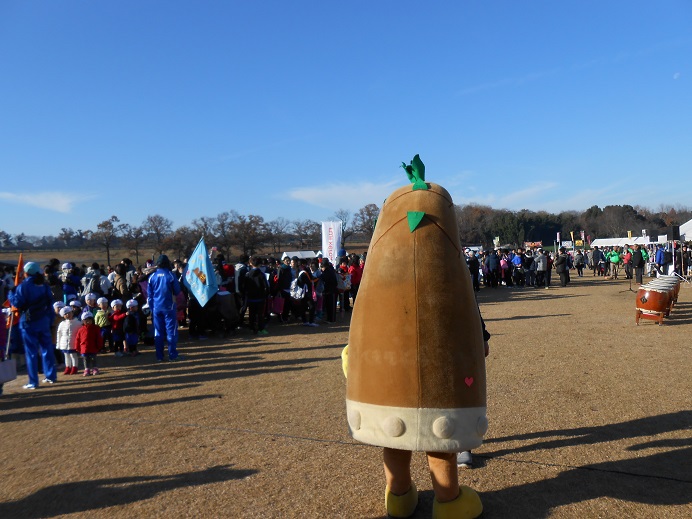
[590,237,653,248]
[281,250,318,260]
[680,218,692,241]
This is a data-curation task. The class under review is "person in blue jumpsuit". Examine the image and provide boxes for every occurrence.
[9,262,57,389]
[147,255,183,362]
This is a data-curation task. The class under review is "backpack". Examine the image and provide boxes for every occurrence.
[290,278,306,300]
[336,272,351,293]
[84,274,104,296]
[663,250,673,264]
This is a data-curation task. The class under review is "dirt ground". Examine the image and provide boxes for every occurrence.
[1,274,690,518]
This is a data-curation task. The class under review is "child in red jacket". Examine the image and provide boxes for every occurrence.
[75,311,104,376]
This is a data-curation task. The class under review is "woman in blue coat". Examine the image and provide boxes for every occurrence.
[9,262,57,389]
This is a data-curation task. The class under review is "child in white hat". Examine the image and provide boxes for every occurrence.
[94,297,112,352]
[74,311,103,375]
[56,306,82,375]
[123,299,140,356]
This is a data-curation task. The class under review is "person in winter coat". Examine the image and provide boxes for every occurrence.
[465,250,480,292]
[535,249,548,288]
[245,256,269,335]
[554,248,571,287]
[631,244,646,284]
[574,250,585,277]
[483,249,501,288]
[74,311,103,375]
[296,259,317,327]
[148,255,183,362]
[56,306,82,375]
[9,262,58,389]
[319,260,338,323]
[606,248,621,279]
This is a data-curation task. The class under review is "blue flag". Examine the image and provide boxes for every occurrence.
[183,237,218,307]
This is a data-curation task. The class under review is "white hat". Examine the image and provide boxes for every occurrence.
[81,311,94,320]
[110,299,123,308]
[59,307,73,316]
[70,300,82,308]
[85,293,97,301]
[97,297,109,305]
[62,262,72,270]
[53,301,65,310]
[126,299,138,308]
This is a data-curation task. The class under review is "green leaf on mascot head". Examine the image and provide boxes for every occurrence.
[401,154,428,191]
[407,211,426,232]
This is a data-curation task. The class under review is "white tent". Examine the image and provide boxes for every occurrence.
[590,236,653,248]
[281,250,317,260]
[680,218,692,241]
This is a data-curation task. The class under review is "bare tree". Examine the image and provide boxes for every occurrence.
[332,209,353,249]
[0,230,10,248]
[267,217,292,253]
[166,225,197,260]
[191,216,216,241]
[120,224,146,266]
[292,219,321,250]
[352,203,380,240]
[215,210,240,258]
[234,214,268,256]
[58,228,76,247]
[92,216,122,267]
[143,214,173,255]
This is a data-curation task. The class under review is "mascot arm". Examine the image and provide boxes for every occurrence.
[341,345,348,378]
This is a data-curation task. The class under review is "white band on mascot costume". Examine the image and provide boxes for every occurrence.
[343,155,487,519]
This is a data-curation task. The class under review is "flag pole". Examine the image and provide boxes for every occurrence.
[3,253,23,359]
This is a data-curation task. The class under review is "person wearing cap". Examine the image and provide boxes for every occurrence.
[69,300,83,321]
[84,293,99,316]
[8,262,58,389]
[147,255,183,362]
[74,311,103,375]
[56,305,82,375]
[59,263,81,303]
[110,299,127,356]
[554,247,571,287]
[95,297,113,352]
[123,299,141,356]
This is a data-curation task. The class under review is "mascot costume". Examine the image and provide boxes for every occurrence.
[342,155,487,518]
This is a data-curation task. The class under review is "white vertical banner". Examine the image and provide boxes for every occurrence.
[322,221,342,265]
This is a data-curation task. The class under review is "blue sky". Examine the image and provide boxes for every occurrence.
[1,1,690,237]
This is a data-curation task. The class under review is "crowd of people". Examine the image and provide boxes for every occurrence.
[469,241,691,289]
[2,240,689,393]
[0,250,366,392]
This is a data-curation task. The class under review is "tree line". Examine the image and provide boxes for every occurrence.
[1,203,688,265]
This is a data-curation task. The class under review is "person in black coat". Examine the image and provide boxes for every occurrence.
[319,260,338,323]
[465,250,480,292]
[554,247,570,287]
[630,244,645,285]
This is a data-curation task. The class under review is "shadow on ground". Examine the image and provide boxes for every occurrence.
[0,464,257,518]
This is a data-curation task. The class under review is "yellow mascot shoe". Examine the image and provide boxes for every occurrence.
[385,482,418,518]
[432,485,483,519]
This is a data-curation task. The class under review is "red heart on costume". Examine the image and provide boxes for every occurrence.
[465,377,474,387]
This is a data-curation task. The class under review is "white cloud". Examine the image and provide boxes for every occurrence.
[0,191,87,213]
[286,179,400,210]
[450,182,560,210]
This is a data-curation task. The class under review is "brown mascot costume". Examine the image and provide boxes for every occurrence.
[342,155,487,518]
